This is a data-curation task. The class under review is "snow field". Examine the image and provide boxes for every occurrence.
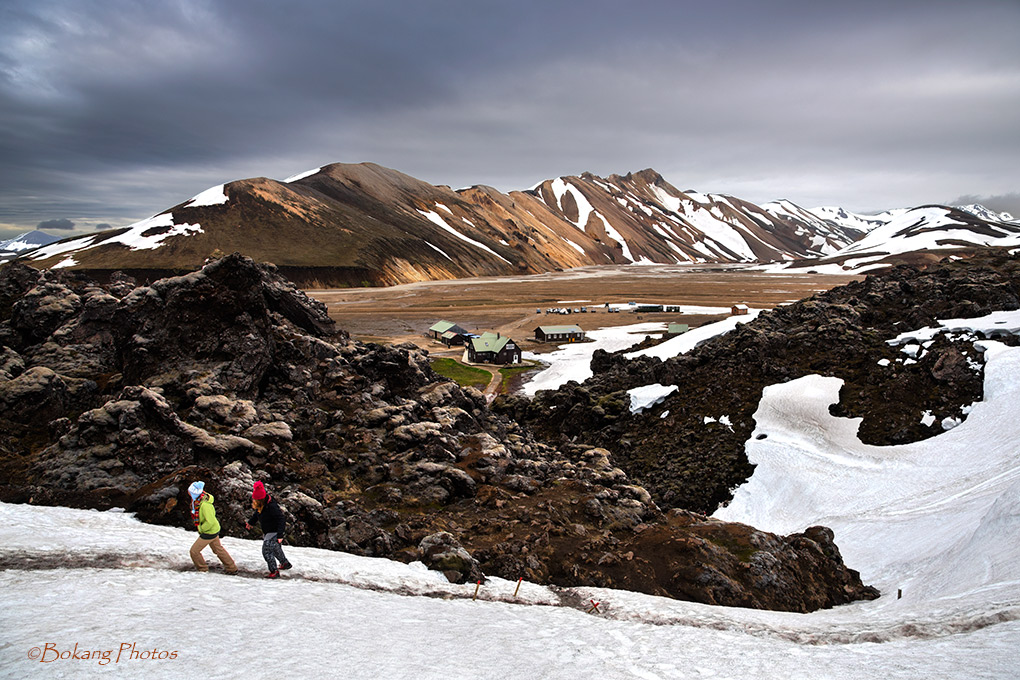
[625,309,761,361]
[3,502,1017,679]
[714,339,1020,649]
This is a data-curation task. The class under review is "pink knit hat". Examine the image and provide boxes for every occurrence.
[252,481,266,500]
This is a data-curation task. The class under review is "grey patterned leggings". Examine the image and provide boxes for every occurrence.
[262,532,289,571]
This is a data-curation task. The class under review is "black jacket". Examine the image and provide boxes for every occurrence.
[249,496,286,538]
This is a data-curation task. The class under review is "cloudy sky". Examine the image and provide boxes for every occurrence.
[1,0,1018,240]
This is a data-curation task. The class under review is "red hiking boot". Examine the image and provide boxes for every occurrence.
[265,570,280,579]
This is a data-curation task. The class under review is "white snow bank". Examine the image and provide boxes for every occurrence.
[29,213,204,262]
[523,311,761,395]
[627,383,678,413]
[184,184,229,208]
[889,309,1020,345]
[522,322,664,395]
[715,341,1020,623]
[626,309,762,360]
[283,166,321,182]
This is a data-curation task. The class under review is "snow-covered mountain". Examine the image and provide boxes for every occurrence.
[526,170,864,264]
[13,163,1019,282]
[0,229,61,259]
[800,205,904,233]
[955,203,1016,224]
[11,164,868,284]
[763,205,1020,274]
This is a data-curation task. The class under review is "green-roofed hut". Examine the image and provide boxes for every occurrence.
[439,330,469,347]
[533,325,586,343]
[428,320,468,341]
[467,332,521,364]
[666,323,690,337]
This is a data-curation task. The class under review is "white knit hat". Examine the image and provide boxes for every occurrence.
[187,481,205,499]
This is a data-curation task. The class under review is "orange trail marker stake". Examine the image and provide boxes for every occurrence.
[513,577,523,598]
[473,580,481,601]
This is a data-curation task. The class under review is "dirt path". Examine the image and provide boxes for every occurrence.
[480,366,502,403]
[5,549,587,612]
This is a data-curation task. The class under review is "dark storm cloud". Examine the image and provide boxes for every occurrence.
[95,223,112,230]
[37,218,75,230]
[1,0,1018,230]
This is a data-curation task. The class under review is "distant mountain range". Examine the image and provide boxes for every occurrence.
[12,163,1020,285]
[0,230,61,261]
[763,204,1020,274]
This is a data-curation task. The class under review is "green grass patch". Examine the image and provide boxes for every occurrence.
[430,358,491,389]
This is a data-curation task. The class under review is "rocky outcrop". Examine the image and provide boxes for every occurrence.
[0,253,878,612]
[501,249,1020,514]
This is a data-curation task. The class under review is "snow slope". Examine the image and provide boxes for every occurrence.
[522,322,666,395]
[522,307,745,396]
[625,309,762,361]
[27,213,205,264]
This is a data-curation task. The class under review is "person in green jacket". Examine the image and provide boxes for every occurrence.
[188,481,237,574]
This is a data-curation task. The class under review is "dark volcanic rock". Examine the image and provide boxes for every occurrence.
[0,253,882,612]
[419,531,484,584]
[502,250,1020,515]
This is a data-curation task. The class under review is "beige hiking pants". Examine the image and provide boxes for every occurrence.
[190,535,237,573]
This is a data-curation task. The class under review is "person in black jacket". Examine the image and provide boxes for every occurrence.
[246,481,292,578]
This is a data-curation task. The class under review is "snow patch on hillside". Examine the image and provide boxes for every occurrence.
[628,383,678,413]
[626,309,762,360]
[419,208,511,265]
[183,184,229,208]
[29,212,205,263]
[283,167,321,183]
[596,213,636,262]
[522,322,665,395]
[680,201,757,260]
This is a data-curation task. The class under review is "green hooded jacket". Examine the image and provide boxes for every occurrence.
[197,493,221,538]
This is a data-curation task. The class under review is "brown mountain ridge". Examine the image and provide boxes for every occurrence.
[20,162,869,286]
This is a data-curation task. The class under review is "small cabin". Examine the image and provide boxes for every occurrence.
[439,330,469,347]
[467,332,521,364]
[666,323,690,337]
[428,320,468,341]
[731,304,750,316]
[534,325,586,343]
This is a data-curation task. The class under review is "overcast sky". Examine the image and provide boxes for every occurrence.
[2,0,1018,240]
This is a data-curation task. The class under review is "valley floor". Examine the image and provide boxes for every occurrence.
[308,264,858,347]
